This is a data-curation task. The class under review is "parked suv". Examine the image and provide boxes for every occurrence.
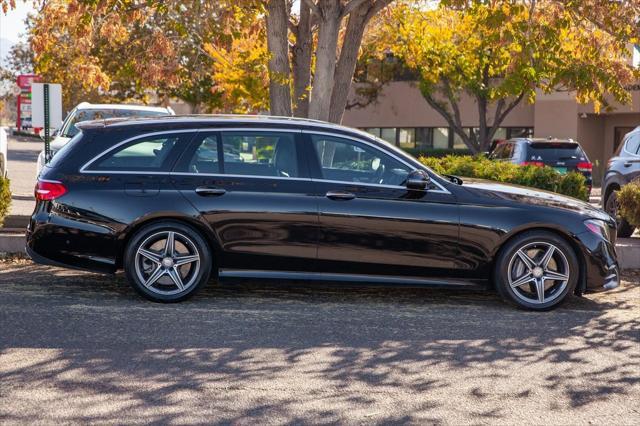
[36,102,174,173]
[489,138,593,194]
[602,127,640,237]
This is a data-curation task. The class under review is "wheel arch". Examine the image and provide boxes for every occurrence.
[491,226,587,295]
[115,214,222,271]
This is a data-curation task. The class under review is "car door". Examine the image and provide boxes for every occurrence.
[305,132,460,279]
[173,129,318,273]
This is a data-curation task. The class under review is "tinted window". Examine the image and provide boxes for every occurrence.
[179,134,221,174]
[88,133,186,171]
[526,142,587,162]
[311,135,410,186]
[61,108,170,137]
[490,142,513,159]
[47,132,85,169]
[221,131,299,178]
[625,133,640,155]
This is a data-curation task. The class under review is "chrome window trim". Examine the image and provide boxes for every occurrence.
[302,130,451,194]
[80,129,200,173]
[80,127,303,173]
[79,126,451,194]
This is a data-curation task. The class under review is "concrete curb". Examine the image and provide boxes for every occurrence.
[1,233,638,269]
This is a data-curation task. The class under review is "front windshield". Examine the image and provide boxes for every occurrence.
[60,109,169,138]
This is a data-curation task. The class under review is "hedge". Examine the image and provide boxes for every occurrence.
[0,177,10,227]
[418,155,589,201]
[403,148,471,158]
[617,180,640,228]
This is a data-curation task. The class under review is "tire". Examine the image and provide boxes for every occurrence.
[495,231,579,311]
[605,190,635,238]
[124,221,212,303]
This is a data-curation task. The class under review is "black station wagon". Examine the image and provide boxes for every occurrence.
[28,116,619,310]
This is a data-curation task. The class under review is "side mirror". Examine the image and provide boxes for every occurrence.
[405,170,430,191]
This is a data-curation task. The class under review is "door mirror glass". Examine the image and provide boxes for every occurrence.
[405,170,430,190]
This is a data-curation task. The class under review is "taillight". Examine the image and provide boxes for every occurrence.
[35,180,67,201]
[522,161,544,167]
[577,161,592,172]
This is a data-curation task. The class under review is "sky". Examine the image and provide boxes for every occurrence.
[1,0,35,42]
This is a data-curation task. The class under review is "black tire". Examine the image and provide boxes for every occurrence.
[124,221,212,303]
[494,231,579,311]
[605,190,635,238]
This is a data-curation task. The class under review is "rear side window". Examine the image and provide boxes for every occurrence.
[86,133,190,172]
[526,142,587,162]
[176,131,300,178]
[47,131,85,169]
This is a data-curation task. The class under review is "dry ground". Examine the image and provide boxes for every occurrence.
[0,261,638,425]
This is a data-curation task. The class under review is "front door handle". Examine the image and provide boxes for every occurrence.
[326,190,356,201]
[195,187,226,196]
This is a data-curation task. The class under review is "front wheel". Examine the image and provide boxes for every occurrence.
[495,231,579,311]
[124,221,212,302]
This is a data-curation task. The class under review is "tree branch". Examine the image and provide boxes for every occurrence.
[301,0,320,17]
[341,0,370,18]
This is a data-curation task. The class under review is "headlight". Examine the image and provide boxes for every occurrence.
[584,219,610,240]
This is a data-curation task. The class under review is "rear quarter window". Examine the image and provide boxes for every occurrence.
[84,132,192,172]
[46,132,87,169]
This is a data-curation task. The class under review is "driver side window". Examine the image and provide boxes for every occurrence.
[310,135,410,186]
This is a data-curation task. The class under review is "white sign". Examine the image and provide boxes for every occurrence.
[31,83,63,129]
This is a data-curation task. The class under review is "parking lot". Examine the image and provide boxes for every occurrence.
[1,260,638,424]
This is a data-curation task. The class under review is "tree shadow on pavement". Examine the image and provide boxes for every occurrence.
[0,264,638,424]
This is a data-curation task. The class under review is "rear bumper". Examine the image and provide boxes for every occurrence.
[27,203,117,274]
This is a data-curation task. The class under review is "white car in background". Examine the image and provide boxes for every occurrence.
[0,126,7,177]
[36,103,174,174]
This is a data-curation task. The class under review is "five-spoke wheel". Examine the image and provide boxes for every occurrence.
[124,221,212,302]
[495,231,578,310]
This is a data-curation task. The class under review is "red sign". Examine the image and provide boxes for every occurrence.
[16,74,42,130]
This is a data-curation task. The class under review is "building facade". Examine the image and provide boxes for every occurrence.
[342,81,640,184]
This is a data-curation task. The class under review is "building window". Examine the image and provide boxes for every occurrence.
[453,128,471,150]
[364,128,381,138]
[493,127,507,141]
[433,128,449,149]
[507,127,533,139]
[398,128,416,149]
[380,128,397,144]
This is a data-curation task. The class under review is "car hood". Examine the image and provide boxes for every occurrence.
[459,178,611,221]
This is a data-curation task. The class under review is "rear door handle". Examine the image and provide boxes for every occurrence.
[326,190,356,201]
[195,187,226,196]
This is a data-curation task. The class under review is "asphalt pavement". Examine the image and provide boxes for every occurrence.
[0,261,638,424]
[6,135,40,217]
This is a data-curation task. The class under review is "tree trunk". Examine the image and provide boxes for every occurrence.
[328,2,371,124]
[292,3,312,117]
[266,0,292,116]
[308,0,341,121]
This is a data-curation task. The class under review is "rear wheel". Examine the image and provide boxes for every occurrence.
[124,221,212,302]
[605,190,635,238]
[495,231,579,311]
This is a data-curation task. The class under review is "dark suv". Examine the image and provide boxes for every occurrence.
[602,127,640,237]
[489,138,593,194]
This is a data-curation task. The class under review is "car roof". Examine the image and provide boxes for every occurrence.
[74,102,172,113]
[74,114,376,138]
[511,138,578,145]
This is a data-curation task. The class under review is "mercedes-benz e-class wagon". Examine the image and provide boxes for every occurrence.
[28,115,620,310]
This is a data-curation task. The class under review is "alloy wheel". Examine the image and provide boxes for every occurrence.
[507,242,570,305]
[134,231,201,296]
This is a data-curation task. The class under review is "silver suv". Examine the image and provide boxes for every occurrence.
[602,127,640,237]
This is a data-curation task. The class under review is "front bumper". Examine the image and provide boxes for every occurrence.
[574,230,620,293]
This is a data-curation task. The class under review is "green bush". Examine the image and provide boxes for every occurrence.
[617,180,640,228]
[0,177,10,227]
[418,155,589,201]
